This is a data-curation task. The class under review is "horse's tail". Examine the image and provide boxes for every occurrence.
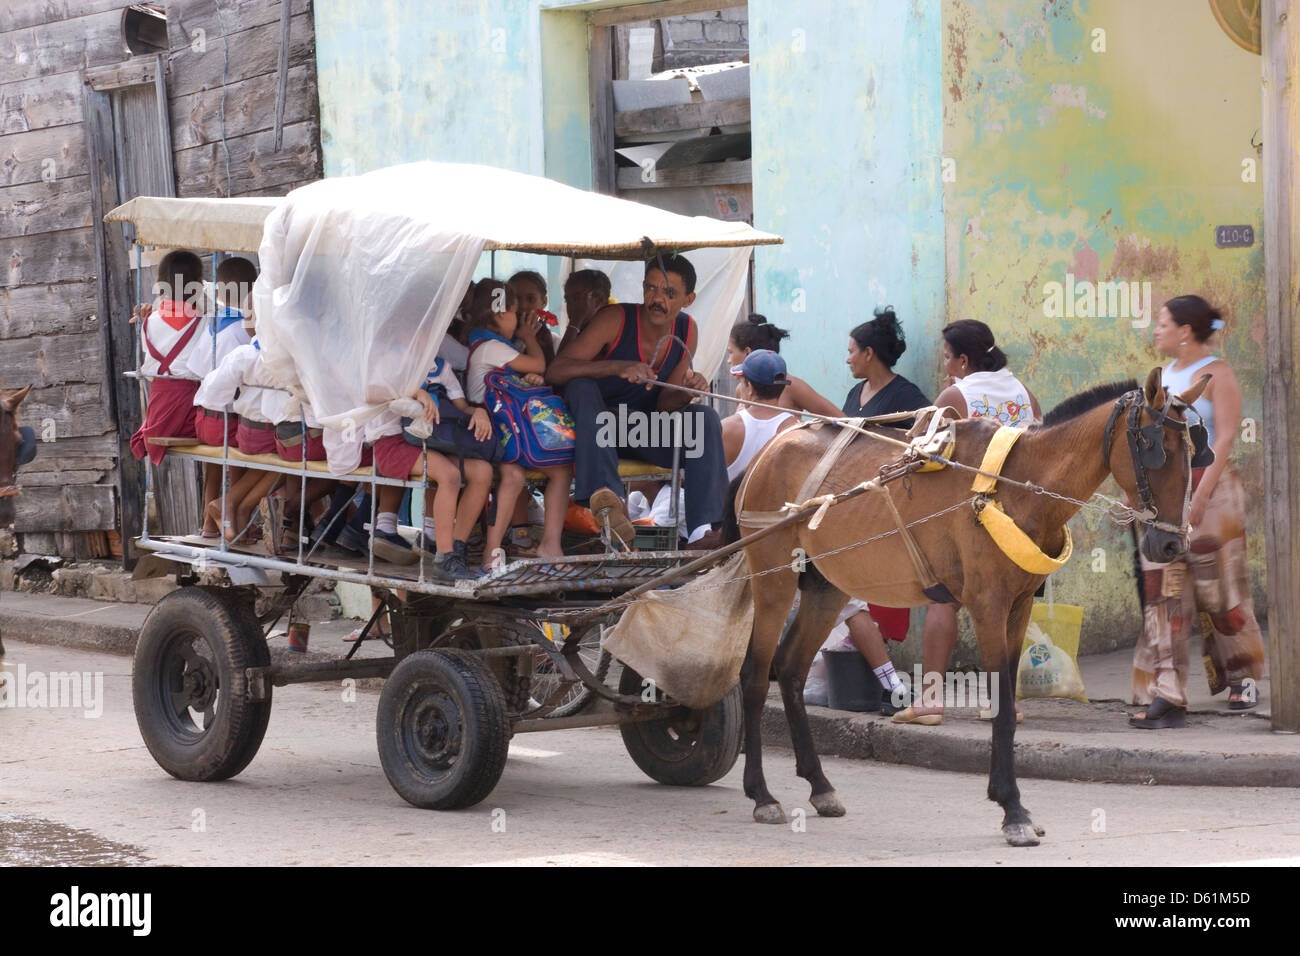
[721,473,745,545]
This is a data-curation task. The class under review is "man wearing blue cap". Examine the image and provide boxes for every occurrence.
[722,350,797,482]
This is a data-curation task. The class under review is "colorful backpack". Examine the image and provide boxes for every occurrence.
[482,368,576,468]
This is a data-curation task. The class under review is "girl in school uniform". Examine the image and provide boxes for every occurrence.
[370,354,494,582]
[466,279,571,566]
[129,250,207,465]
[193,331,285,543]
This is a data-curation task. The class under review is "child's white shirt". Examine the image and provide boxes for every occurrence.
[369,361,466,439]
[140,302,205,380]
[467,339,521,404]
[193,343,286,423]
[185,317,252,379]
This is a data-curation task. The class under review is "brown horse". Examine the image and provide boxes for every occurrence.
[734,368,1207,846]
[0,383,33,530]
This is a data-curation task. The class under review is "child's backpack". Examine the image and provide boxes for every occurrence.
[482,368,576,468]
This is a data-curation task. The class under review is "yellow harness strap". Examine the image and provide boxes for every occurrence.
[971,426,1073,573]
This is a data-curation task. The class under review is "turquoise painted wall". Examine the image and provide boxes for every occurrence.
[748,0,947,404]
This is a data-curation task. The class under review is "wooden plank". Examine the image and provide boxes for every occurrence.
[0,176,93,238]
[86,84,141,566]
[168,63,316,151]
[153,54,176,196]
[172,119,319,197]
[0,71,84,134]
[0,123,90,187]
[589,0,742,28]
[12,432,119,473]
[0,331,109,389]
[0,229,95,286]
[616,158,751,189]
[16,382,114,439]
[13,483,117,532]
[0,280,98,337]
[21,470,115,488]
[0,9,130,84]
[1262,0,1300,733]
[0,0,128,34]
[163,12,317,99]
[84,58,157,92]
[165,0,313,51]
[273,0,291,149]
[589,24,616,195]
[615,97,750,137]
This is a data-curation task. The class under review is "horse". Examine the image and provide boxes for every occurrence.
[0,383,33,530]
[733,368,1207,846]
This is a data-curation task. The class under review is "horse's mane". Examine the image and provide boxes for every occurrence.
[1035,379,1139,429]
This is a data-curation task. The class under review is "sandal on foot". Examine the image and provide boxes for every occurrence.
[589,488,635,549]
[890,706,943,726]
[1129,696,1187,729]
[1228,683,1258,711]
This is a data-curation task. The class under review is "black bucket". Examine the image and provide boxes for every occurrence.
[821,649,883,712]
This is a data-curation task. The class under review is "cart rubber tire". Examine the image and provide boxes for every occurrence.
[132,587,271,782]
[618,665,743,787]
[377,649,510,810]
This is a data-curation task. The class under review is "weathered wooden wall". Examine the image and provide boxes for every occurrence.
[0,0,322,556]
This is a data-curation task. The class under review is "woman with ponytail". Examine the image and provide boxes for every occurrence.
[727,314,842,418]
[1129,296,1266,727]
[843,307,930,423]
[933,319,1040,425]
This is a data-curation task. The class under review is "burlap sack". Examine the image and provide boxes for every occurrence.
[602,553,753,708]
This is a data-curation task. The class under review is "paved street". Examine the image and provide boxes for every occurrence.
[2,639,1297,867]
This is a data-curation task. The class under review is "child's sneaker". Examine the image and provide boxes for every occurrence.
[334,523,366,555]
[417,531,438,556]
[372,528,418,566]
[432,548,479,583]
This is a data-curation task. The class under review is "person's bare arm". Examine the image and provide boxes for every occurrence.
[787,376,842,418]
[656,321,704,412]
[1189,364,1237,526]
[545,307,652,386]
[935,385,967,418]
[508,321,546,375]
[721,414,745,467]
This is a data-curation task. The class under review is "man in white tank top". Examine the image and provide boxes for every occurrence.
[722,350,797,481]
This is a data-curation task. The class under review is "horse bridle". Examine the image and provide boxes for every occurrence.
[1101,389,1212,535]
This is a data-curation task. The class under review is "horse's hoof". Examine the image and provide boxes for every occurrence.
[753,803,787,825]
[1002,822,1041,847]
[810,791,846,817]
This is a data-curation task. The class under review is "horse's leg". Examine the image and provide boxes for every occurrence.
[740,555,798,825]
[975,592,1040,847]
[773,580,849,817]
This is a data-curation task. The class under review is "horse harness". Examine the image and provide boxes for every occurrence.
[1101,388,1211,536]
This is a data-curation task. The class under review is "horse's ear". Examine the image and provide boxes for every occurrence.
[1143,367,1165,410]
[1176,372,1212,406]
[0,384,32,412]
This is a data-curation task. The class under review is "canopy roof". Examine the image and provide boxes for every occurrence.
[104,162,782,257]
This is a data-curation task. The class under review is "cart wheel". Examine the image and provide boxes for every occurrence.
[377,649,510,810]
[132,587,271,782]
[532,622,610,718]
[617,665,742,787]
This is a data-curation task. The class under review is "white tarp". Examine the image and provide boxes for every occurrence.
[109,162,780,476]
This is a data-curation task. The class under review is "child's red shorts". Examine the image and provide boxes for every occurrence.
[194,407,237,448]
[235,419,276,456]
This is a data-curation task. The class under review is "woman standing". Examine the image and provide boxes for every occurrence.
[831,308,930,713]
[892,318,1037,724]
[1130,296,1266,728]
[727,314,843,418]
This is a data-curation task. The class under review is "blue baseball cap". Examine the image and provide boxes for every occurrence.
[730,349,790,386]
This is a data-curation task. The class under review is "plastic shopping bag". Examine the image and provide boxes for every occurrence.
[1016,602,1088,702]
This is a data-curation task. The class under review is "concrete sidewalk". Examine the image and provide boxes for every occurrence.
[3,589,1296,787]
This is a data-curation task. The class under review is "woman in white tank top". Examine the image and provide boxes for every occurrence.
[934,319,1041,425]
[1128,296,1265,726]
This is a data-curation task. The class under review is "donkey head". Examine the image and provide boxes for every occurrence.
[1104,368,1208,564]
[0,384,34,528]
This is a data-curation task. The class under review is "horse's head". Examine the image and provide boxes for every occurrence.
[0,384,34,528]
[1102,367,1210,564]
